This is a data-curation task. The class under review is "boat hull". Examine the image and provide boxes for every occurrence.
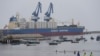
[2,27,84,37]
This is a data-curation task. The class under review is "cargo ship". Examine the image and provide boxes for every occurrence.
[0,2,85,38]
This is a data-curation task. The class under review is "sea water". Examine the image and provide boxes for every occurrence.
[0,33,100,56]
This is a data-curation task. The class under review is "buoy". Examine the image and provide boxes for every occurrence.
[74,51,76,54]
[56,50,57,52]
[83,52,86,56]
[64,50,66,54]
[91,36,94,40]
[90,52,93,56]
[77,51,80,56]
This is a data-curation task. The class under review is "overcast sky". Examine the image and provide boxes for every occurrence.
[0,0,100,31]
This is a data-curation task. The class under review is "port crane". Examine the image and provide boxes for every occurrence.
[31,2,42,22]
[44,2,53,22]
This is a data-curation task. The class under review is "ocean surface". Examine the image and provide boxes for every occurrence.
[0,33,100,56]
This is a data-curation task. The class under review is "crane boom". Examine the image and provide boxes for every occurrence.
[45,2,53,17]
[32,2,42,22]
[32,2,42,16]
[44,2,54,22]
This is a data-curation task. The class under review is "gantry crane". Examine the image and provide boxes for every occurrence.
[31,2,42,22]
[44,2,53,22]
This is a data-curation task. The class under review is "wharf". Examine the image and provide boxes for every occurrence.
[83,31,100,34]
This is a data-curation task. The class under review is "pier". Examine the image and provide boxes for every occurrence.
[83,31,100,34]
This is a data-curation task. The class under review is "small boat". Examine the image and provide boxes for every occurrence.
[25,40,40,45]
[49,40,58,45]
[26,43,36,46]
[71,40,79,43]
[10,40,20,45]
